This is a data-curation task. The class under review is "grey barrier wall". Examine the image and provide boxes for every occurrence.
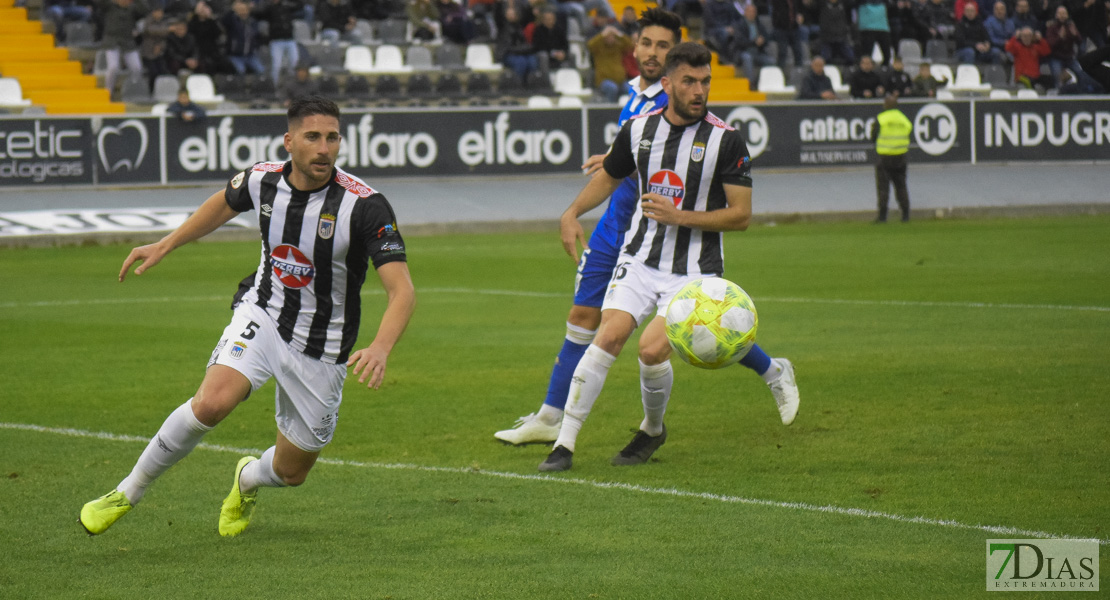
[1,99,1107,188]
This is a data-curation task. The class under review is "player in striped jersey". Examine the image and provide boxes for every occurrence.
[494,8,681,445]
[539,43,800,472]
[79,96,415,536]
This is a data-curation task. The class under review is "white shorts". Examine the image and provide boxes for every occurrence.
[600,258,709,326]
[208,302,347,452]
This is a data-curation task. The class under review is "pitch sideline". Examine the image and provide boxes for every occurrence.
[3,421,1106,546]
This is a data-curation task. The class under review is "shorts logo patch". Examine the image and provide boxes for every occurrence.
[318,213,336,240]
[691,142,706,163]
[230,341,247,359]
[647,169,686,207]
[270,244,315,289]
[231,172,245,189]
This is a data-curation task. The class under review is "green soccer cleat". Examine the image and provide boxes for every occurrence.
[218,456,258,537]
[79,490,132,535]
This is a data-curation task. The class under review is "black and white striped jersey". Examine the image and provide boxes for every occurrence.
[602,109,752,276]
[224,161,406,364]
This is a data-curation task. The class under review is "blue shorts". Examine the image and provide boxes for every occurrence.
[572,242,620,308]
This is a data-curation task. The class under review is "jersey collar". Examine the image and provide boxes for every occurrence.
[627,76,666,100]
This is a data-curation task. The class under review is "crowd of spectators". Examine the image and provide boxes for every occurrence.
[36,0,1110,102]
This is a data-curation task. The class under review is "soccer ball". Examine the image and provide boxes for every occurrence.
[665,277,758,369]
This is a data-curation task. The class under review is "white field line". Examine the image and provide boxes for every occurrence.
[3,421,1106,546]
[2,287,1108,312]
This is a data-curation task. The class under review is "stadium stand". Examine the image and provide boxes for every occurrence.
[435,43,467,71]
[553,68,591,98]
[186,74,225,104]
[465,44,500,72]
[406,45,434,70]
[314,43,347,74]
[62,21,96,48]
[152,75,181,103]
[344,45,375,74]
[378,18,407,45]
[557,95,584,108]
[373,44,412,73]
[346,74,373,101]
[120,74,152,103]
[950,64,991,94]
[0,77,33,108]
[317,74,341,96]
[1016,88,1039,99]
[825,64,850,95]
[936,89,955,100]
[756,66,795,96]
[989,89,1012,98]
[925,39,951,64]
[466,72,493,97]
[527,95,555,108]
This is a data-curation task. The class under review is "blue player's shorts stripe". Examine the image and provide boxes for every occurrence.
[572,243,621,308]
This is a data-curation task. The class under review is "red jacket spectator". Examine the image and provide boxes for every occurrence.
[1005,29,1050,81]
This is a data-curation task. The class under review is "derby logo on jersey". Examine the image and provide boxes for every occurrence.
[691,142,706,163]
[231,172,245,189]
[318,213,336,240]
[269,244,315,288]
[647,170,685,207]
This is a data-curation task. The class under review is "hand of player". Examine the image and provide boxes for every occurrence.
[119,242,169,282]
[347,344,389,389]
[640,193,682,226]
[559,213,588,263]
[581,153,607,176]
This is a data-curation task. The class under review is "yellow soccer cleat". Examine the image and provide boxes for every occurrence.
[218,456,258,537]
[79,490,132,535]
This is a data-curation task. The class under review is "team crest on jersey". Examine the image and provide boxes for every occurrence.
[335,171,374,198]
[647,170,685,207]
[230,341,247,359]
[691,142,706,163]
[269,244,315,288]
[318,213,336,240]
[230,172,245,189]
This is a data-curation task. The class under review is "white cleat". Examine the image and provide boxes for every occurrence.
[769,359,800,425]
[494,412,560,445]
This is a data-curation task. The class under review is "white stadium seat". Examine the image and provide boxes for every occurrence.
[527,95,554,108]
[950,64,991,93]
[825,65,849,94]
[989,89,1012,99]
[0,77,33,107]
[465,44,500,72]
[185,74,225,103]
[553,68,591,97]
[756,66,795,94]
[373,44,412,73]
[344,45,375,74]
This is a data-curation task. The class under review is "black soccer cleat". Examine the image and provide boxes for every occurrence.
[611,425,667,466]
[538,445,573,472]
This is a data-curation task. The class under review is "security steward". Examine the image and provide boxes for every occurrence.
[871,94,912,222]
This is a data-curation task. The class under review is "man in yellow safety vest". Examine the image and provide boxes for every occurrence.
[871,94,912,222]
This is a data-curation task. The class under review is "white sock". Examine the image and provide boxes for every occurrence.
[565,322,596,345]
[761,358,786,384]
[238,446,286,493]
[117,399,213,504]
[554,344,617,453]
[536,403,563,426]
[639,359,672,436]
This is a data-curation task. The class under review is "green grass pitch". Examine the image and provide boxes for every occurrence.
[1,215,1107,598]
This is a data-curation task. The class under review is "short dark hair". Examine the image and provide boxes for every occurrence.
[663,41,712,75]
[638,7,682,44]
[287,95,340,129]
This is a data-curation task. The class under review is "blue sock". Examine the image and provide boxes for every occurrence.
[738,343,772,375]
[543,339,590,410]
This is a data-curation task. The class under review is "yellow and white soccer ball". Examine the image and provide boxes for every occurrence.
[665,277,758,369]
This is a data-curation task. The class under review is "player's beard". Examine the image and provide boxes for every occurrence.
[672,97,708,123]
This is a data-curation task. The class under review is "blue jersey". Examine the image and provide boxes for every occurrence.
[589,77,668,253]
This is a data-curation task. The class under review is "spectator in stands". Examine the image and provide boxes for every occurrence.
[559,0,617,34]
[798,0,822,45]
[1077,45,1110,90]
[617,6,639,36]
[1044,4,1084,83]
[884,55,915,96]
[532,8,569,69]
[915,0,956,41]
[166,88,207,122]
[437,0,476,44]
[318,0,360,43]
[890,0,923,45]
[734,4,776,88]
[407,0,440,41]
[955,3,1002,63]
[164,18,200,75]
[44,0,94,44]
[254,0,304,84]
[983,1,1015,55]
[1073,0,1107,50]
[351,0,389,20]
[223,0,266,76]
[703,0,745,63]
[1010,0,1039,32]
[849,55,886,97]
[100,0,148,96]
[818,0,855,65]
[770,0,808,68]
[857,0,893,66]
[1058,65,1106,93]
[496,4,538,83]
[587,24,634,102]
[1005,26,1052,89]
[189,2,229,75]
[280,65,320,105]
[911,61,947,95]
[139,8,171,84]
[798,55,838,98]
